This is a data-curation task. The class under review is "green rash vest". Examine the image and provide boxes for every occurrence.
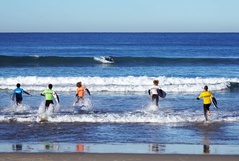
[41,89,55,101]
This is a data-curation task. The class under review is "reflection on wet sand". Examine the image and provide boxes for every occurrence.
[3,143,239,155]
[203,144,210,154]
[12,144,22,151]
[77,144,84,152]
[148,144,166,153]
[44,142,59,151]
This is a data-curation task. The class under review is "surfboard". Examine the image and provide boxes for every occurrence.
[94,56,114,64]
[157,89,166,98]
[211,97,218,108]
[8,118,17,122]
[39,117,48,122]
[39,113,49,122]
[204,120,211,125]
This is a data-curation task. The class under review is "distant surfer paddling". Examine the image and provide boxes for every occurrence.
[11,83,31,106]
[148,80,165,106]
[73,81,91,106]
[93,56,114,64]
[196,85,216,121]
[41,84,60,111]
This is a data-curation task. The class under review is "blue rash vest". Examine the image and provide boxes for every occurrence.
[13,87,24,98]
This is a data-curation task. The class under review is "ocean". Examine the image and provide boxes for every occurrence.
[0,33,239,154]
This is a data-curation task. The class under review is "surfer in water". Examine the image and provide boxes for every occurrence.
[41,84,60,111]
[148,80,160,106]
[73,81,91,106]
[105,56,114,62]
[11,83,32,105]
[196,85,215,121]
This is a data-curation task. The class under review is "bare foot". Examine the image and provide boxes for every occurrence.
[207,111,211,116]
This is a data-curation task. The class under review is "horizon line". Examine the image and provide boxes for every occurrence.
[0,31,239,34]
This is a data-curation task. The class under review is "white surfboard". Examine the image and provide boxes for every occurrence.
[94,56,114,64]
[39,114,49,122]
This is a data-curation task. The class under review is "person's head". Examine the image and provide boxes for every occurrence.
[153,80,159,86]
[48,84,53,89]
[16,83,21,88]
[204,85,208,91]
[76,82,82,87]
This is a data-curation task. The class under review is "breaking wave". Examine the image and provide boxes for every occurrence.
[0,76,238,92]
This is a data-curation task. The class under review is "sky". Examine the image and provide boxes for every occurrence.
[0,0,238,32]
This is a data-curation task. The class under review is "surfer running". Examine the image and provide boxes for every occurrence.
[73,81,91,106]
[41,84,60,111]
[196,85,215,121]
[11,83,32,105]
[148,80,160,106]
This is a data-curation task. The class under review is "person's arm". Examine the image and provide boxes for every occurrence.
[75,88,78,97]
[86,88,91,96]
[196,93,203,100]
[40,91,45,96]
[11,93,15,101]
[23,90,31,96]
[11,89,15,101]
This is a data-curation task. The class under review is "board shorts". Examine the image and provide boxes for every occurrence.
[16,97,23,104]
[45,100,54,107]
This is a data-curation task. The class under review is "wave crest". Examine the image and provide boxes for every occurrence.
[0,55,239,67]
[1,76,238,92]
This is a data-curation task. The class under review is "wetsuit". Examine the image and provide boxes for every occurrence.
[197,91,214,121]
[148,85,160,106]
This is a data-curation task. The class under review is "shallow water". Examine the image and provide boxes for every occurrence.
[0,33,239,153]
[2,143,239,155]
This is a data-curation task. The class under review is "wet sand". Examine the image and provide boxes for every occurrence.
[0,153,238,161]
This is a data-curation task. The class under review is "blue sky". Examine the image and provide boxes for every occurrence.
[0,0,238,32]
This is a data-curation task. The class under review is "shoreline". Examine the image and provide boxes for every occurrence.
[0,153,238,161]
[2,143,239,155]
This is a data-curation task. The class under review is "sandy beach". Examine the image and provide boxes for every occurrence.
[0,153,238,161]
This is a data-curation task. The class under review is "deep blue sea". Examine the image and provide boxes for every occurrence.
[0,33,239,154]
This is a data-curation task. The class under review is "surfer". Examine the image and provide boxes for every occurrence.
[11,83,31,105]
[105,56,114,62]
[148,80,160,106]
[40,84,60,111]
[73,81,91,106]
[93,56,114,64]
[196,85,215,121]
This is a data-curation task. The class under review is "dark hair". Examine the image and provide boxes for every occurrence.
[16,83,21,88]
[76,82,82,87]
[204,86,208,91]
[48,84,53,89]
[153,80,159,86]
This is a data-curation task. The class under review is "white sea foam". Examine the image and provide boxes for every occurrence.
[0,108,238,123]
[29,55,40,58]
[0,76,238,93]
